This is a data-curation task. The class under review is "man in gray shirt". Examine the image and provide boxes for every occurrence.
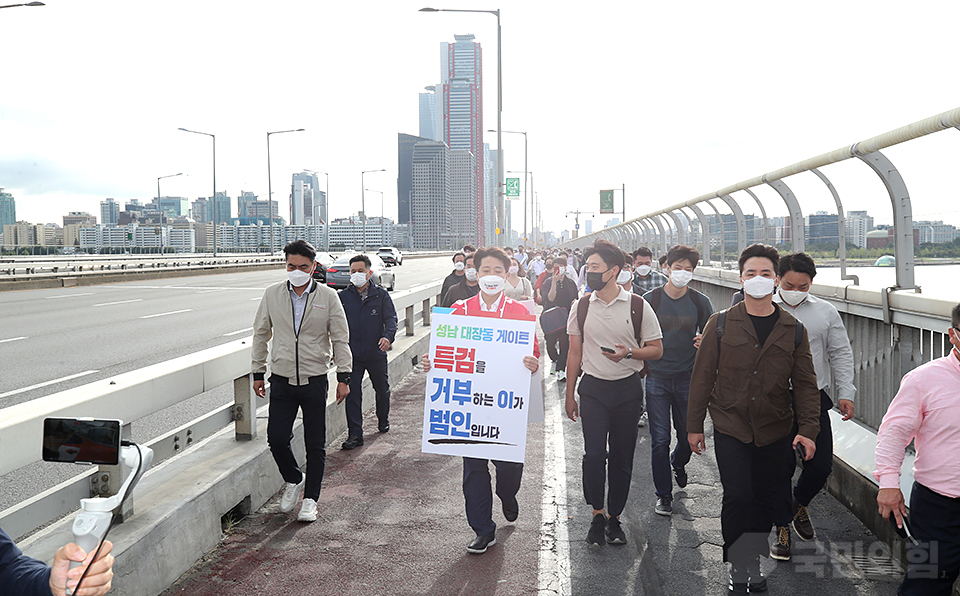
[643,245,713,516]
[769,252,855,561]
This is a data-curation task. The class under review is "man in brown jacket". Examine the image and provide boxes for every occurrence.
[687,243,820,595]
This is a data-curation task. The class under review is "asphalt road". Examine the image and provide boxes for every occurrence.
[1,256,454,514]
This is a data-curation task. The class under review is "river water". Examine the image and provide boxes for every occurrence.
[812,264,957,302]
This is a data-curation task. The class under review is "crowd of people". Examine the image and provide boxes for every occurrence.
[5,238,957,596]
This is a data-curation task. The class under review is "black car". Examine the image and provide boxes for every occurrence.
[311,251,336,284]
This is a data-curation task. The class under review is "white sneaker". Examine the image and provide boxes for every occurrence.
[279,477,305,512]
[297,498,318,522]
[638,412,648,428]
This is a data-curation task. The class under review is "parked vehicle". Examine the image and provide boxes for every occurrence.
[311,251,336,283]
[325,253,396,291]
[376,246,403,266]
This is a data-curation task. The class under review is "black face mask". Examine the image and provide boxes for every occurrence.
[586,268,612,291]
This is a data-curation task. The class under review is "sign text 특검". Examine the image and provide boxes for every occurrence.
[422,311,536,464]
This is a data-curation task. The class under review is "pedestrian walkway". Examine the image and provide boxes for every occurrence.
[161,357,904,596]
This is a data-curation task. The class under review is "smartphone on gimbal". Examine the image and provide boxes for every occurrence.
[42,417,122,465]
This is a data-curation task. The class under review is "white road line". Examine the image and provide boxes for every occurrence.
[539,376,571,596]
[0,336,27,345]
[45,293,94,299]
[197,288,227,294]
[0,370,100,399]
[250,297,262,301]
[140,309,193,319]
[223,327,253,336]
[93,299,143,307]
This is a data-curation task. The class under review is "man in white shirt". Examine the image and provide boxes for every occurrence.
[769,252,855,560]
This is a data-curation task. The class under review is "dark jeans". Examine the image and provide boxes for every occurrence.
[899,482,960,596]
[714,431,791,565]
[346,356,391,437]
[578,373,644,517]
[775,390,834,526]
[544,330,569,372]
[462,457,523,536]
[646,371,693,497]
[267,374,328,501]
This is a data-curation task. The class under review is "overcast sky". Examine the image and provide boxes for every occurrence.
[2,0,959,240]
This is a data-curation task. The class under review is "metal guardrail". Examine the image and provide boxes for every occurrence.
[0,281,443,541]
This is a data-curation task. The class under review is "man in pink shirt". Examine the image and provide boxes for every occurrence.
[875,302,960,596]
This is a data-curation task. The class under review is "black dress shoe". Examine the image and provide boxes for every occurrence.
[378,421,390,433]
[502,496,519,522]
[466,533,496,554]
[341,435,364,450]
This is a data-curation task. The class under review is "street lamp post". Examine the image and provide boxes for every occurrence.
[178,128,217,256]
[420,6,502,247]
[495,130,527,244]
[267,128,305,254]
[0,2,44,8]
[157,172,183,255]
[361,169,385,251]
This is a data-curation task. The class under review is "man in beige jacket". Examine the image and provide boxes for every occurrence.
[252,240,352,522]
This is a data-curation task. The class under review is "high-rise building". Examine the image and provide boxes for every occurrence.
[846,210,874,248]
[192,197,210,223]
[63,211,97,227]
[411,140,451,249]
[585,220,593,235]
[419,86,442,142]
[0,188,15,227]
[291,171,322,226]
[398,133,436,225]
[157,197,190,218]
[238,191,258,218]
[805,211,839,245]
[100,198,120,225]
[213,191,231,225]
[915,220,960,244]
[441,34,485,245]
[125,199,144,213]
[450,149,477,244]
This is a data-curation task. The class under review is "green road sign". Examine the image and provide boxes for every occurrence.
[600,190,614,214]
[506,178,520,197]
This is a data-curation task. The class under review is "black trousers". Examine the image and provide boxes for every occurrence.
[462,457,523,536]
[578,373,644,518]
[714,431,791,564]
[345,356,391,437]
[544,330,570,372]
[899,482,960,596]
[775,389,835,525]
[267,374,328,501]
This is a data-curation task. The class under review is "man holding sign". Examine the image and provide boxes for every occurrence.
[423,246,540,555]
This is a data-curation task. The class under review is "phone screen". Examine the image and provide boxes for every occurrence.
[43,418,121,464]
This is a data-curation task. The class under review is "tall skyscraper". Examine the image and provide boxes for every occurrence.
[238,191,258,218]
[192,197,210,222]
[291,171,322,226]
[450,150,477,243]
[441,34,485,245]
[419,86,442,142]
[100,198,120,225]
[398,133,435,225]
[0,188,15,227]
[846,210,874,248]
[411,140,451,249]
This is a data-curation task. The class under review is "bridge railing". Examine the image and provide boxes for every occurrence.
[0,281,443,541]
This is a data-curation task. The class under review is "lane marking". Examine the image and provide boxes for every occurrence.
[197,288,227,294]
[45,293,94,299]
[0,336,27,345]
[140,309,193,319]
[0,370,100,399]
[93,299,143,307]
[250,297,262,301]
[117,285,267,291]
[223,327,253,336]
[539,374,572,596]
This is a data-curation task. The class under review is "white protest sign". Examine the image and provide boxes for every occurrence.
[422,311,536,463]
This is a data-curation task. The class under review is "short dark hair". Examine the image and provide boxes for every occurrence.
[952,302,960,329]
[283,239,316,262]
[658,255,667,266]
[779,252,817,280]
[474,246,511,270]
[452,251,466,263]
[583,239,625,271]
[462,244,476,253]
[667,245,701,268]
[550,256,565,268]
[558,251,568,259]
[349,254,372,269]
[739,243,780,273]
[632,247,653,259]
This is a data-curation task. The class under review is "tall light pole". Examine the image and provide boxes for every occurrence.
[420,6,502,247]
[267,128,305,254]
[495,130,527,244]
[361,169,385,251]
[157,173,183,255]
[178,128,217,256]
[0,2,44,8]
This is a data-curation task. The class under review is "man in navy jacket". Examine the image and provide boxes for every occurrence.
[0,527,114,596]
[339,254,399,449]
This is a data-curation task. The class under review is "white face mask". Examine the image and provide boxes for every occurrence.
[287,269,311,287]
[454,261,465,272]
[779,289,808,307]
[479,275,505,296]
[670,269,694,288]
[465,268,478,282]
[635,264,652,277]
[508,265,519,275]
[742,275,776,299]
[350,272,368,288]
[616,270,632,285]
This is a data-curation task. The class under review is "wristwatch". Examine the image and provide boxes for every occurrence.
[337,372,352,385]
[623,349,633,360]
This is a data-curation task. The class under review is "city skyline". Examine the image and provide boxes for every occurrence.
[2,1,960,238]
